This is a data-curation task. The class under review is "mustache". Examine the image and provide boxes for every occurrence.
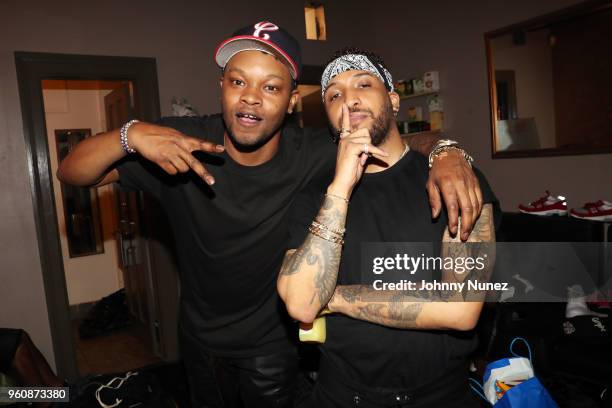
[348,107,373,115]
[336,108,374,130]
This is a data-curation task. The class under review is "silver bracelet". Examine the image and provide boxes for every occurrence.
[120,119,139,154]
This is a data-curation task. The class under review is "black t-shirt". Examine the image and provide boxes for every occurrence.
[287,151,499,390]
[116,114,336,357]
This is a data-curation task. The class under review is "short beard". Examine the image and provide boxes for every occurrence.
[333,98,393,146]
[369,97,393,146]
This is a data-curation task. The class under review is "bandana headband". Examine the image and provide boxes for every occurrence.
[321,54,393,100]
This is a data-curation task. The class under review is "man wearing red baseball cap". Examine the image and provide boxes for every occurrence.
[58,21,483,407]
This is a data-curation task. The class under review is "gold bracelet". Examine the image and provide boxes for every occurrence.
[325,193,349,203]
[311,220,345,239]
[309,227,343,245]
[308,225,344,243]
[312,220,345,236]
[309,223,344,245]
[428,145,474,168]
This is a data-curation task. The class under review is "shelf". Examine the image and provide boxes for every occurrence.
[399,90,440,100]
[400,129,442,137]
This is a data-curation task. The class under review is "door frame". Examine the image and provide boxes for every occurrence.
[15,51,161,379]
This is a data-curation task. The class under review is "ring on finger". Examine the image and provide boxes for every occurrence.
[364,143,369,155]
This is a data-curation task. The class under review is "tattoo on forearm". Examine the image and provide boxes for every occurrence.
[442,204,495,300]
[279,195,347,309]
[331,205,495,329]
[281,245,319,277]
[332,280,469,329]
[312,234,342,306]
[334,285,427,328]
[338,285,360,303]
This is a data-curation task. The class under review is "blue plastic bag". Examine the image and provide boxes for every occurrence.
[492,377,558,408]
[471,337,559,407]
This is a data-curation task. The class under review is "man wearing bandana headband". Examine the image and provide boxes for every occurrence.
[320,51,396,147]
[59,21,484,407]
[279,48,500,407]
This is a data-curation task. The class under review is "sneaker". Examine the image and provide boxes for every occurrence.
[570,200,612,221]
[566,285,608,318]
[518,191,567,216]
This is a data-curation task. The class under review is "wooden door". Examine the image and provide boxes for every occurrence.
[104,83,150,324]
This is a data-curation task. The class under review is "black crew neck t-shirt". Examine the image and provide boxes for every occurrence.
[116,114,336,357]
[287,151,499,390]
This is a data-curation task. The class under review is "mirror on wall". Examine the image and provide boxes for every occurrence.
[55,128,105,257]
[485,1,612,158]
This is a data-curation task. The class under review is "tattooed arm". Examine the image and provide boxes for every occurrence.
[278,104,389,323]
[277,193,348,323]
[327,204,495,331]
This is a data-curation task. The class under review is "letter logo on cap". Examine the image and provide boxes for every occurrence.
[253,21,278,40]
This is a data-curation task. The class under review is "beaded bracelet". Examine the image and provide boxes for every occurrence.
[120,119,139,154]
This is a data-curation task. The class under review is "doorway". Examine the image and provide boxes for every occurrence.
[15,52,180,380]
[42,79,162,375]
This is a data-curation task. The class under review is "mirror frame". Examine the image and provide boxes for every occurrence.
[485,0,612,158]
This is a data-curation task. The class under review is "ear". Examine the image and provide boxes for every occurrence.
[287,89,300,114]
[389,91,400,115]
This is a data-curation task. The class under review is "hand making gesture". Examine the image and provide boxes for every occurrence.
[329,104,389,199]
[128,122,225,185]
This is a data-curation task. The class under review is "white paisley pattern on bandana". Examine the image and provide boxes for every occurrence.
[320,54,393,99]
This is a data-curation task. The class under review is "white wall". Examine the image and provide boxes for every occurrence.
[43,88,124,306]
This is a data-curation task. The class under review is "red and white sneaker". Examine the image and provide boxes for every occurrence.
[518,191,567,216]
[570,200,612,221]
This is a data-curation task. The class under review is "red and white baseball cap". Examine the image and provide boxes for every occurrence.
[215,21,302,80]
